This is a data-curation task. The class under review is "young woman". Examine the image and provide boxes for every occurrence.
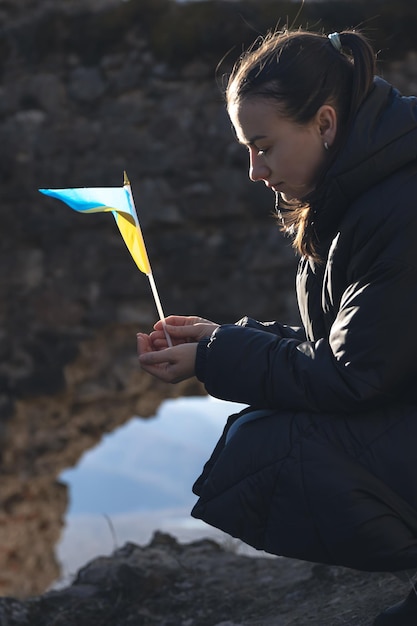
[137,29,417,625]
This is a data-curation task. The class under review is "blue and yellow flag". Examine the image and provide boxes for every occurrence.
[39,174,151,275]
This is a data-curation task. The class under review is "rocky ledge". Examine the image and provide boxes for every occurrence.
[0,532,410,626]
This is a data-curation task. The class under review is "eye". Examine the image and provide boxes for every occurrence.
[257,146,269,156]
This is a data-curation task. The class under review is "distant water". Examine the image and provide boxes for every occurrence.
[56,396,249,584]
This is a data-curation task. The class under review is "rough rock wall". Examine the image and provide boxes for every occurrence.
[0,0,417,596]
[0,0,294,596]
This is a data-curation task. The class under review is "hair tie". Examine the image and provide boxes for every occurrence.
[328,32,342,53]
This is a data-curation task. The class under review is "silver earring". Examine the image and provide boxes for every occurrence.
[324,141,329,150]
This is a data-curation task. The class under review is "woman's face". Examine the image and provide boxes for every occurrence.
[229,98,335,201]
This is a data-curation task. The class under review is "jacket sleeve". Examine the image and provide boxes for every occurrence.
[235,316,306,340]
[196,213,417,413]
[195,317,305,385]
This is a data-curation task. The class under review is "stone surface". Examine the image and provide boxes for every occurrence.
[0,532,412,625]
[0,0,416,615]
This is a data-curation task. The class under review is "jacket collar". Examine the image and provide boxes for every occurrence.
[310,77,417,238]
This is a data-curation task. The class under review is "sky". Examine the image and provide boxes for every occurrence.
[56,395,250,584]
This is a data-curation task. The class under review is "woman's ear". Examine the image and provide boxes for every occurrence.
[316,104,338,148]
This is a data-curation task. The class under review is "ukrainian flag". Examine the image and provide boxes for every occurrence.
[39,177,151,275]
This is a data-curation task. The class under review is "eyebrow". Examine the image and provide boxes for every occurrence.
[240,134,267,147]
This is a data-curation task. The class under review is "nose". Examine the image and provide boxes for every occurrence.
[248,147,271,182]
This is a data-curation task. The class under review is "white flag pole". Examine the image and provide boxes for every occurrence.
[147,272,172,346]
[124,172,172,348]
[145,270,173,348]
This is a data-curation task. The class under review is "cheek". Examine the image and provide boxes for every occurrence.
[300,140,325,179]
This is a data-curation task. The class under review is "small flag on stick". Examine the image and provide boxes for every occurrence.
[39,172,172,346]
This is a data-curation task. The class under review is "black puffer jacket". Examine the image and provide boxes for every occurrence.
[191,78,417,572]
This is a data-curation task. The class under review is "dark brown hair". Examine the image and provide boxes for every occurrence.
[226,29,376,259]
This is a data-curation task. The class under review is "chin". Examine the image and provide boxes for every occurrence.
[281,185,313,203]
[280,192,296,202]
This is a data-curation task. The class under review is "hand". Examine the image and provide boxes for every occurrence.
[148,315,219,350]
[137,334,198,384]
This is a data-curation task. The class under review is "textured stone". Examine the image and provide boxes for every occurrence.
[0,0,416,606]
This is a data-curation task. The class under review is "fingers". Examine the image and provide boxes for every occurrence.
[137,346,174,382]
[137,330,172,352]
[148,328,185,349]
[156,322,218,343]
[153,315,214,330]
[153,315,194,329]
[138,343,197,384]
[137,318,216,383]
[137,332,152,354]
[162,324,199,339]
[139,347,175,366]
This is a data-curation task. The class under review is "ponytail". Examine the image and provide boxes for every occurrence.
[336,31,376,128]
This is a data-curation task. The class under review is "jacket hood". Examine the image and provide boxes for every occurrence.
[312,77,417,237]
